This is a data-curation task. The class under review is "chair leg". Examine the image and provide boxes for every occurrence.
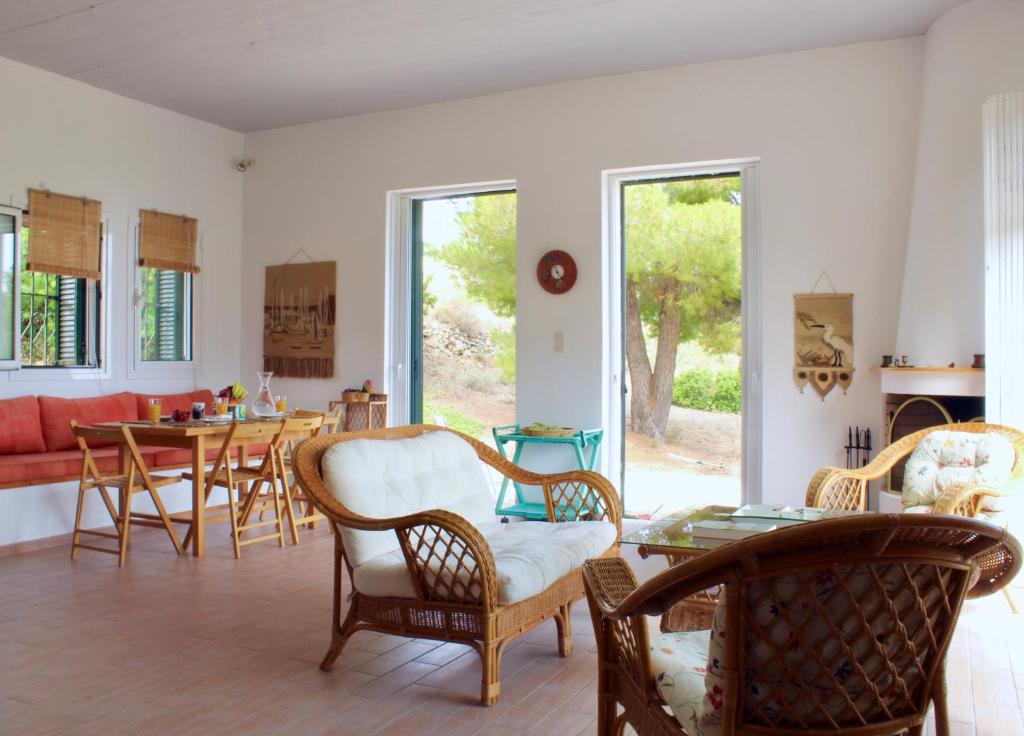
[268,456,285,548]
[555,602,574,657]
[118,489,133,568]
[1004,586,1019,614]
[70,485,87,560]
[320,605,359,672]
[932,669,950,736]
[228,483,242,560]
[280,473,300,546]
[146,485,183,555]
[479,640,503,705]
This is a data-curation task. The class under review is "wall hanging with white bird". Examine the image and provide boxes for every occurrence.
[794,292,854,399]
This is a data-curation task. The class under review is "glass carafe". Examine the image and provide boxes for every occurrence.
[251,371,277,416]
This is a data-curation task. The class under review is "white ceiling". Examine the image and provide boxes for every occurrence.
[0,0,969,132]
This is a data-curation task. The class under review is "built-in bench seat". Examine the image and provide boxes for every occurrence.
[0,389,264,489]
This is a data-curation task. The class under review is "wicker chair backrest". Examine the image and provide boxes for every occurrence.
[615,514,1020,734]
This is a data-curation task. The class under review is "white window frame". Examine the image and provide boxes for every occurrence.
[601,158,763,504]
[0,204,22,370]
[11,216,111,381]
[128,218,201,379]
[385,179,517,426]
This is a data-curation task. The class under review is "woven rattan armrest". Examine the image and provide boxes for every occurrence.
[540,470,622,528]
[341,507,500,611]
[805,466,875,510]
[582,557,640,613]
[933,484,1002,517]
[586,552,731,623]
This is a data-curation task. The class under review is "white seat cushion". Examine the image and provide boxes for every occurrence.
[351,520,617,605]
[321,431,496,567]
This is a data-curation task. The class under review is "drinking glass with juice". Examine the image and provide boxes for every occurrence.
[147,398,162,423]
[275,395,287,413]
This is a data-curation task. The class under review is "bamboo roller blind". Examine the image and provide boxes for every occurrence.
[25,189,103,280]
[138,209,200,273]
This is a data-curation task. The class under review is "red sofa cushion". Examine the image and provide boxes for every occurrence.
[0,395,46,454]
[135,390,215,420]
[38,392,139,451]
[0,447,159,485]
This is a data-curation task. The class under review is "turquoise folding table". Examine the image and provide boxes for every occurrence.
[491,424,604,520]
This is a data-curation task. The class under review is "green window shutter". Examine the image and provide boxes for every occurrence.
[156,269,181,360]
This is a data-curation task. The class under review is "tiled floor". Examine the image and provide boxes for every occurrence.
[0,521,1020,735]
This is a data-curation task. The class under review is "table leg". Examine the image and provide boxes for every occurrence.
[584,438,601,472]
[572,440,587,472]
[510,441,526,504]
[493,438,512,513]
[191,435,206,557]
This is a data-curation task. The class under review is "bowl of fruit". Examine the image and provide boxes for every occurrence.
[521,422,575,438]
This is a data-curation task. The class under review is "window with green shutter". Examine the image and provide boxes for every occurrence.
[19,227,98,368]
[140,267,192,362]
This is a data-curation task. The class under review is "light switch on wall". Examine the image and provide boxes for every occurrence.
[553,331,565,353]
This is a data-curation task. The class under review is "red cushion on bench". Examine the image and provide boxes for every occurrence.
[38,392,139,451]
[0,395,46,455]
[135,390,215,420]
[0,447,160,485]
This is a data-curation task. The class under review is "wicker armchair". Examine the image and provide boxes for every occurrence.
[291,424,622,705]
[805,422,1024,514]
[583,514,1020,736]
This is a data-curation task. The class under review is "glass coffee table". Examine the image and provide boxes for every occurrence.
[621,504,870,630]
[621,503,864,559]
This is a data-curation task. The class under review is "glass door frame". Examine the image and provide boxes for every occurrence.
[601,159,763,509]
[385,180,517,426]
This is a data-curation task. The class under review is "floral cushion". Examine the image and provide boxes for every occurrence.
[649,625,720,736]
[902,431,1015,507]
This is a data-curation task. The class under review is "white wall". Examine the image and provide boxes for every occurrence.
[896,0,1024,365]
[0,57,244,546]
[242,38,924,506]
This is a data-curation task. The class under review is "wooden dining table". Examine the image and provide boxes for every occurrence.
[88,418,310,557]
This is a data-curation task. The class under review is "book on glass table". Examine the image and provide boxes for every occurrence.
[729,504,828,522]
[691,519,778,541]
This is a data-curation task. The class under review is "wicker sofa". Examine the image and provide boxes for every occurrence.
[291,424,622,705]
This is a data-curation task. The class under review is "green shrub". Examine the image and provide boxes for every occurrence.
[710,370,741,413]
[490,327,516,385]
[672,368,715,411]
[672,368,740,413]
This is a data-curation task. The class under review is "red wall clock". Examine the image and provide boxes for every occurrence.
[536,250,577,294]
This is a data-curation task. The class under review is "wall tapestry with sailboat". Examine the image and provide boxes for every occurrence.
[263,260,336,378]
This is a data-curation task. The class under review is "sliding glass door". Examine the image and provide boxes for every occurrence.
[408,189,517,441]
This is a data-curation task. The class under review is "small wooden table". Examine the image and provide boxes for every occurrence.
[491,424,603,519]
[88,419,309,558]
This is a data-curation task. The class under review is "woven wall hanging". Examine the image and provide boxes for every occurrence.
[794,291,854,399]
[263,260,336,378]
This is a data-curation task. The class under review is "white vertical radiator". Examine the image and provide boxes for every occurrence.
[985,91,1024,428]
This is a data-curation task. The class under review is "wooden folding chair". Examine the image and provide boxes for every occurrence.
[250,412,326,544]
[182,420,287,558]
[70,420,184,567]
